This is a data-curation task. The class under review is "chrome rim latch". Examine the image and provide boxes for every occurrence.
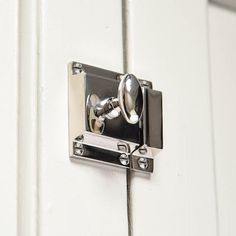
[68,62,163,173]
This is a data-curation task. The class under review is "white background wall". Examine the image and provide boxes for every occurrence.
[0,1,236,236]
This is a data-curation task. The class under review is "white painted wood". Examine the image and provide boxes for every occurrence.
[17,0,39,235]
[128,0,218,235]
[209,5,236,236]
[38,0,127,235]
[0,0,18,235]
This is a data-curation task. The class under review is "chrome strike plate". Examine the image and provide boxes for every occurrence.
[68,62,163,173]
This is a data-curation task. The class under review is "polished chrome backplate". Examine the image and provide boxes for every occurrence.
[68,62,163,173]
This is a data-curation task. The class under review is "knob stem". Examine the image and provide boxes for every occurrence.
[95,97,120,120]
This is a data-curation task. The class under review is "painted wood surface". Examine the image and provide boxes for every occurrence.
[17,0,39,235]
[209,5,236,236]
[128,0,218,235]
[38,0,127,235]
[0,0,18,235]
[2,1,236,235]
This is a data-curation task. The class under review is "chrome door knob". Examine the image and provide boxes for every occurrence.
[118,74,143,124]
[87,74,143,134]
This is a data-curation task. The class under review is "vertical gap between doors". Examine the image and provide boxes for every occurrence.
[122,0,133,235]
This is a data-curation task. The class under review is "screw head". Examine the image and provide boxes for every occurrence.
[74,142,84,156]
[119,153,129,166]
[139,147,147,154]
[138,157,149,170]
[117,142,129,152]
[74,142,83,148]
[77,135,84,141]
[74,147,84,156]
[139,80,152,89]
[72,62,83,74]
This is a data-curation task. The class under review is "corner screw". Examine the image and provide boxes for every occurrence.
[74,145,84,156]
[139,80,152,89]
[139,147,147,154]
[77,134,84,141]
[117,141,130,152]
[119,153,129,166]
[74,142,84,156]
[138,157,149,170]
[72,62,83,74]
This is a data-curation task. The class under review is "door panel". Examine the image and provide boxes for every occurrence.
[39,0,127,235]
[0,0,18,235]
[128,1,218,235]
[3,0,236,235]
[209,4,236,236]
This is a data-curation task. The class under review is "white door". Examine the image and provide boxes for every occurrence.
[1,0,236,236]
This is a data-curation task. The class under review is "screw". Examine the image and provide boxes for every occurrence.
[139,147,147,154]
[74,146,84,156]
[119,153,129,166]
[138,157,149,170]
[139,80,152,89]
[117,142,129,152]
[77,134,84,141]
[72,62,83,74]
[74,142,83,149]
[74,142,84,156]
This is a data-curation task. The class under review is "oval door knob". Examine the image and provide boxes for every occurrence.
[87,74,143,134]
[118,74,143,124]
